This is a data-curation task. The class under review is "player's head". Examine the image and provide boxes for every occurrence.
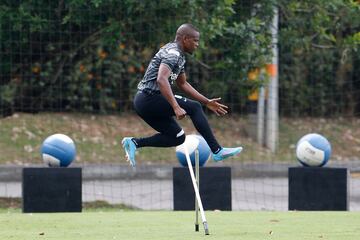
[175,23,200,54]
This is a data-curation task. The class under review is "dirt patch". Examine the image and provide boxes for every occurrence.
[0,113,359,165]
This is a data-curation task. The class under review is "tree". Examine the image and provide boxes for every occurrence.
[278,0,360,116]
[0,0,275,114]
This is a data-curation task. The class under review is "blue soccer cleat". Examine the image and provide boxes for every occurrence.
[213,146,243,162]
[122,137,137,167]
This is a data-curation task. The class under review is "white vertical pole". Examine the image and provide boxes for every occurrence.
[195,149,199,232]
[184,145,209,235]
[266,7,279,152]
[257,87,265,146]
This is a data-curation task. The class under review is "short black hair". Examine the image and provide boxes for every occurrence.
[176,23,199,36]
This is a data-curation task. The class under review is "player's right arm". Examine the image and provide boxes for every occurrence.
[157,64,186,120]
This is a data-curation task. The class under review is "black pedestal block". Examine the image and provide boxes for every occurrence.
[173,167,231,211]
[288,167,348,211]
[22,168,82,213]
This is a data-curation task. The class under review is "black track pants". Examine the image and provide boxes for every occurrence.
[132,91,221,153]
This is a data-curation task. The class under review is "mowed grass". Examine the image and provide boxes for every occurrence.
[0,211,360,240]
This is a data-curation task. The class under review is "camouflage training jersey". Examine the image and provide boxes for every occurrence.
[137,42,186,94]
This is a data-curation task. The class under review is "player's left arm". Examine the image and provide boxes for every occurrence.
[175,73,228,116]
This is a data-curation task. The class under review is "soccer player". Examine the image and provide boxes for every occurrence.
[122,23,243,167]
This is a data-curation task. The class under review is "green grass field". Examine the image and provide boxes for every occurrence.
[0,210,359,240]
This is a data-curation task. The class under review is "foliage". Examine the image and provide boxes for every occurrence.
[278,0,360,116]
[0,84,15,117]
[0,0,275,113]
[0,0,359,115]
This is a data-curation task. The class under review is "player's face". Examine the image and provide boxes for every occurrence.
[184,32,200,54]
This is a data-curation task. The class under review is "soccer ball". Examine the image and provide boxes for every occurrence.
[41,133,76,167]
[296,133,331,167]
[176,134,211,167]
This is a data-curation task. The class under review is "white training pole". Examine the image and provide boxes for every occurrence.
[195,149,199,232]
[184,145,209,235]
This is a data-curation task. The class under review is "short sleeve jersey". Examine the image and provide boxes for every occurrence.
[137,42,186,93]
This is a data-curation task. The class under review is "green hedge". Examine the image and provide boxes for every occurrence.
[0,0,359,116]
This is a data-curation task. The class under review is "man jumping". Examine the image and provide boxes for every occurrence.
[122,23,243,167]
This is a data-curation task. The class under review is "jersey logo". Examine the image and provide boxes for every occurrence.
[170,72,178,81]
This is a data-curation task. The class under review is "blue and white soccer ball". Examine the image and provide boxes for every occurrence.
[41,133,76,167]
[296,133,332,167]
[176,134,211,167]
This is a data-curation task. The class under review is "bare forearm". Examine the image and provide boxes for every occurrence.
[157,77,180,109]
[179,82,209,105]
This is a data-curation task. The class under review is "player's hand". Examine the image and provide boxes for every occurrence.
[205,98,228,116]
[174,106,187,120]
